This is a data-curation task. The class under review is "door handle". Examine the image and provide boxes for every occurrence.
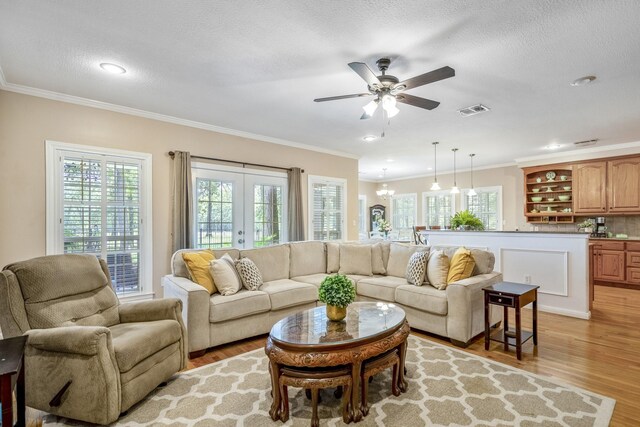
[238,239,245,244]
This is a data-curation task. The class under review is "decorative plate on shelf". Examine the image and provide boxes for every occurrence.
[545,171,556,181]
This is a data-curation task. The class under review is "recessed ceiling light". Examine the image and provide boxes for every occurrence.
[99,62,126,74]
[427,167,433,171]
[570,75,596,86]
[386,158,394,162]
[543,143,563,150]
[377,174,383,178]
[363,135,377,142]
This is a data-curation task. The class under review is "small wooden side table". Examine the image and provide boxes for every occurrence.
[0,335,27,427]
[483,282,539,360]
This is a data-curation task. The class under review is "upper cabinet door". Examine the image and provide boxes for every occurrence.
[608,157,640,212]
[574,162,607,213]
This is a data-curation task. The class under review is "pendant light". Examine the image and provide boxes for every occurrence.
[468,154,477,196]
[450,148,460,194]
[430,142,441,190]
[376,168,395,200]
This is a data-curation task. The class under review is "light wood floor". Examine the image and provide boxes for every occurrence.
[29,285,640,426]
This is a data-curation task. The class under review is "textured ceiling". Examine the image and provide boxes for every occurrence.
[1,1,640,180]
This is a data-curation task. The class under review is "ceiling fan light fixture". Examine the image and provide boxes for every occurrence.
[362,99,379,117]
[385,104,400,118]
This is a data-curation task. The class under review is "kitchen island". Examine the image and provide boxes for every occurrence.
[422,230,590,319]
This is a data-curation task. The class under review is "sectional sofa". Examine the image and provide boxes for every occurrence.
[162,241,502,356]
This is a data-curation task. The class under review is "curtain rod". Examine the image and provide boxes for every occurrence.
[168,151,304,173]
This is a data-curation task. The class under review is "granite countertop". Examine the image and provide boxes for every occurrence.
[422,230,589,235]
[589,237,640,242]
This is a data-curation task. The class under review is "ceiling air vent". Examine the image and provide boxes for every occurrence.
[458,104,490,117]
[574,138,598,147]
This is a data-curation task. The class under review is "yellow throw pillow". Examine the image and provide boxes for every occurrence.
[447,247,476,284]
[182,250,217,294]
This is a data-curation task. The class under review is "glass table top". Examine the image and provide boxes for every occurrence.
[270,302,405,347]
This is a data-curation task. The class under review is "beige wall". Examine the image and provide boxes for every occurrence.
[360,165,526,231]
[0,90,359,296]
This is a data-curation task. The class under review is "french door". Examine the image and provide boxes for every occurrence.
[193,166,287,249]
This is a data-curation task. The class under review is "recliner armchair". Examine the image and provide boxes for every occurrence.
[0,254,187,425]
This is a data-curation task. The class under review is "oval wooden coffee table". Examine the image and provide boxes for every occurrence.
[265,302,410,424]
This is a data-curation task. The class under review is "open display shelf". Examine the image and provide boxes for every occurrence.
[523,164,574,223]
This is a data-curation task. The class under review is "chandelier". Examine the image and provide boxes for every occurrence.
[376,168,395,200]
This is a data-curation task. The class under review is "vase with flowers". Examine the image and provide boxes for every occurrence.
[377,218,392,239]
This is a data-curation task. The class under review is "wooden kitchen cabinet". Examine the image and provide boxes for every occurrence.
[595,250,626,282]
[608,157,640,212]
[591,240,640,287]
[573,161,607,214]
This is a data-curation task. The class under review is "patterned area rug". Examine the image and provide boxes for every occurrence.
[44,335,614,426]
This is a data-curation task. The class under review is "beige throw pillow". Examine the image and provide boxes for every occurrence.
[371,243,386,275]
[326,242,340,273]
[209,253,242,296]
[338,244,373,276]
[427,250,450,290]
[386,243,430,278]
[235,257,263,290]
[406,251,429,285]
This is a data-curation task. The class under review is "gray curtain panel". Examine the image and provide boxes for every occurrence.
[287,167,305,241]
[172,151,193,251]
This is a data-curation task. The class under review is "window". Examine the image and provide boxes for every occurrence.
[308,175,347,241]
[390,194,417,236]
[46,141,152,299]
[462,186,503,230]
[192,164,287,249]
[358,195,367,238]
[422,191,455,229]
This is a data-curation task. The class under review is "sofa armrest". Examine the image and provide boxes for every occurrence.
[24,326,121,424]
[445,272,503,344]
[118,298,183,323]
[162,275,210,354]
[26,325,112,356]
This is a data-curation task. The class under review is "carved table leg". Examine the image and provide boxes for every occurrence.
[360,371,370,416]
[397,339,408,393]
[342,383,352,423]
[268,360,281,421]
[311,388,320,427]
[280,382,290,422]
[351,361,363,422]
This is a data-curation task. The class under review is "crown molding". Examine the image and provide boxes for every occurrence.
[515,141,640,167]
[0,78,360,160]
[362,162,517,183]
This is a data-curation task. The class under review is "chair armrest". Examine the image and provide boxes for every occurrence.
[118,298,183,323]
[162,275,211,354]
[445,272,503,343]
[26,326,112,356]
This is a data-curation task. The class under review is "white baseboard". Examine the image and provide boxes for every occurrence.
[523,304,591,320]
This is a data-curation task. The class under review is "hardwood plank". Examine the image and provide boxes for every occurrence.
[28,285,640,426]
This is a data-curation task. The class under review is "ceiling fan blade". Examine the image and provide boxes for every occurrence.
[396,94,441,110]
[348,62,382,88]
[394,66,455,91]
[314,93,372,102]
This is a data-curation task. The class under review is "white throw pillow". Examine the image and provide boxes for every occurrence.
[209,253,242,296]
[338,244,373,276]
[406,251,429,285]
[427,250,450,290]
[235,257,263,291]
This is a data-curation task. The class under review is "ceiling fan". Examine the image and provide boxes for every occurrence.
[314,58,455,119]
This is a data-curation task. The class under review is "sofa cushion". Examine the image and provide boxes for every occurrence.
[172,248,240,278]
[110,319,182,372]
[182,250,216,294]
[427,250,450,290]
[260,279,318,310]
[395,285,448,315]
[289,241,327,277]
[290,273,330,287]
[371,243,386,275]
[240,245,290,282]
[209,289,271,322]
[326,242,340,273]
[339,244,373,276]
[210,254,243,296]
[386,243,430,278]
[235,257,263,290]
[406,251,429,285]
[447,247,476,284]
[435,246,495,275]
[357,276,408,302]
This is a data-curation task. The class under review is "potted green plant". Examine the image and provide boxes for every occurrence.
[318,274,356,321]
[450,210,485,231]
[578,219,595,234]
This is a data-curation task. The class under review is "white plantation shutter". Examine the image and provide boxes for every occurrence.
[462,186,502,230]
[422,191,455,228]
[391,194,417,232]
[309,177,346,241]
[47,142,151,298]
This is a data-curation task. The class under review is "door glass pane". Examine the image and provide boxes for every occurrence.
[196,178,234,248]
[253,184,283,247]
[312,182,343,240]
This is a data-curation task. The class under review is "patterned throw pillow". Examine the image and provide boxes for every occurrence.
[235,257,263,290]
[406,251,429,285]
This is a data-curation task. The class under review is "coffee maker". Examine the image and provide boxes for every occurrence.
[593,217,607,238]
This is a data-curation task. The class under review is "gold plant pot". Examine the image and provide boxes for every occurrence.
[326,304,347,322]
